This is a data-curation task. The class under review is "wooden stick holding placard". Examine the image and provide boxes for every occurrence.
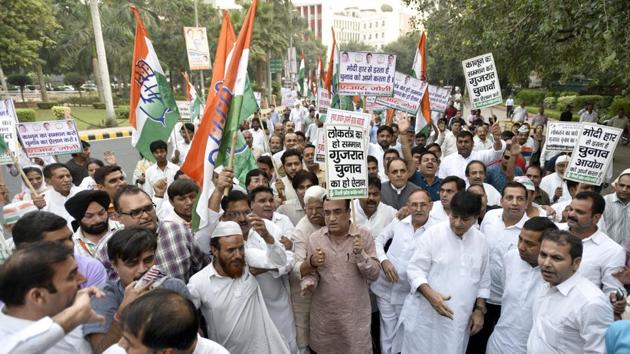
[10,152,39,198]
[224,131,237,197]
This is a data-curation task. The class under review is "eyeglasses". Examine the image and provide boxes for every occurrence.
[118,203,155,218]
[224,209,252,219]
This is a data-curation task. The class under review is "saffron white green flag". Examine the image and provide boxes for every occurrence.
[297,53,305,97]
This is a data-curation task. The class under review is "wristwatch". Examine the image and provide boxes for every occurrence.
[474,303,487,315]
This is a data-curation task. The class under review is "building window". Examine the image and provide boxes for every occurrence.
[382,32,385,38]
[382,20,385,26]
[369,34,372,39]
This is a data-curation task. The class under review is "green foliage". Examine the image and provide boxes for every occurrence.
[115,105,129,120]
[64,72,85,90]
[92,103,106,109]
[59,96,99,106]
[15,109,36,122]
[543,97,557,109]
[7,74,33,88]
[609,97,630,115]
[555,95,613,111]
[559,91,580,97]
[515,89,546,106]
[36,102,56,109]
[339,41,376,53]
[51,106,70,119]
[382,32,419,77]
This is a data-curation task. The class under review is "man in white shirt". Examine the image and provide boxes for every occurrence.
[372,189,435,354]
[505,96,514,118]
[353,176,398,240]
[540,154,571,204]
[0,241,105,354]
[435,118,457,157]
[578,103,598,123]
[272,132,300,168]
[437,126,504,180]
[187,221,290,354]
[248,117,267,153]
[170,123,194,165]
[430,175,465,222]
[143,140,179,199]
[103,289,227,354]
[468,181,529,353]
[603,171,630,246]
[277,170,318,226]
[512,103,528,123]
[249,186,294,244]
[32,163,83,225]
[275,149,304,202]
[486,217,558,354]
[473,125,494,151]
[565,191,626,318]
[305,113,323,145]
[400,191,490,354]
[243,130,264,159]
[368,125,396,174]
[163,179,199,229]
[464,160,501,206]
[527,230,613,353]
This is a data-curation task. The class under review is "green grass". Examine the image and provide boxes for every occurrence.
[34,107,129,131]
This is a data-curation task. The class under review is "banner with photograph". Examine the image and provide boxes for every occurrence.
[0,99,19,164]
[324,123,368,199]
[17,120,82,158]
[462,53,502,109]
[184,27,211,70]
[375,71,426,114]
[281,88,297,107]
[545,121,583,152]
[338,51,396,96]
[565,124,622,185]
[428,85,451,113]
[316,108,370,163]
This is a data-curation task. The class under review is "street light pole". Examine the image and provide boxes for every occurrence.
[89,0,117,126]
[194,0,206,98]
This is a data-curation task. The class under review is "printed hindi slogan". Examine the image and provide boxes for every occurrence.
[565,124,622,185]
[16,120,82,158]
[317,89,331,115]
[364,96,387,113]
[338,51,396,96]
[428,85,451,113]
[545,121,582,152]
[462,53,502,109]
[0,99,19,165]
[183,27,211,70]
[324,123,368,199]
[175,101,192,123]
[376,71,427,114]
[316,109,371,162]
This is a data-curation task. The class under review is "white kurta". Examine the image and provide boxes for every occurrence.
[466,182,501,206]
[187,264,290,354]
[480,208,528,305]
[352,200,398,240]
[42,186,82,226]
[429,202,449,223]
[271,212,295,237]
[248,128,266,153]
[437,144,504,180]
[399,221,490,354]
[486,249,545,354]
[143,162,179,198]
[539,172,571,203]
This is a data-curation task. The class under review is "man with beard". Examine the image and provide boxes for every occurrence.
[270,134,284,155]
[83,228,191,353]
[163,179,199,229]
[372,189,435,354]
[65,190,123,258]
[369,125,396,174]
[275,149,304,202]
[467,182,530,353]
[528,230,612,353]
[437,126,504,180]
[94,165,128,212]
[248,117,266,153]
[277,170,319,226]
[540,154,571,204]
[290,186,326,353]
[430,175,466,222]
[95,186,208,282]
[353,176,397,239]
[525,165,551,206]
[0,242,105,353]
[564,192,626,319]
[486,217,558,354]
[243,130,263,159]
[188,221,290,354]
[33,163,83,225]
[604,170,630,246]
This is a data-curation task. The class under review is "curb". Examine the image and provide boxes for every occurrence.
[80,128,133,141]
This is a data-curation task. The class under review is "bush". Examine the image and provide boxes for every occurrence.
[556,95,613,112]
[51,106,71,119]
[559,91,579,97]
[543,97,557,109]
[115,105,129,120]
[609,97,630,115]
[59,96,99,106]
[515,89,546,106]
[36,102,56,109]
[92,103,106,109]
[15,109,36,122]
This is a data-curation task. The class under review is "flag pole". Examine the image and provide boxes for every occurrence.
[224,131,237,196]
[10,153,39,198]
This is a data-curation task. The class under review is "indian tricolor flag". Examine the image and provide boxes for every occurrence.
[181,0,258,231]
[297,51,305,97]
[412,31,432,134]
[129,6,179,161]
[324,27,340,109]
[182,72,203,123]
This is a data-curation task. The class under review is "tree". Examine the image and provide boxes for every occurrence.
[8,74,33,102]
[64,72,85,98]
[339,41,376,52]
[382,32,419,76]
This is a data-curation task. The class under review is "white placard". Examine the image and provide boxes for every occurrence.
[324,123,368,199]
[316,108,370,163]
[462,53,502,109]
[176,100,192,123]
[0,99,19,165]
[428,85,451,113]
[281,88,297,107]
[338,51,396,96]
[376,71,427,114]
[545,121,583,152]
[184,27,211,70]
[565,124,622,185]
[17,119,82,158]
[317,89,331,115]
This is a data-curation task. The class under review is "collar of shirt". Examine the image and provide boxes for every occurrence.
[418,173,440,187]
[390,183,407,195]
[610,192,629,206]
[164,210,191,227]
[555,272,581,297]
[581,229,605,245]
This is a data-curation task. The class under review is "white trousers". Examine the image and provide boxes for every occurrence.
[376,296,404,354]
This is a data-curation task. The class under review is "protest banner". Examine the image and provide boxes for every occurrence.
[317,89,331,115]
[364,96,386,113]
[16,120,82,158]
[462,53,502,109]
[338,51,396,96]
[565,124,622,185]
[315,108,370,162]
[324,123,368,199]
[375,71,427,114]
[176,100,192,123]
[184,27,211,70]
[281,87,297,107]
[0,99,19,164]
[254,91,262,108]
[428,85,451,113]
[545,121,583,152]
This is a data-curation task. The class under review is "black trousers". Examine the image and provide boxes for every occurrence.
[465,303,501,354]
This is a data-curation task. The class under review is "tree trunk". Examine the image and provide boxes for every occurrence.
[89,0,117,126]
[20,88,25,102]
[0,64,8,96]
[92,56,105,103]
[35,63,49,103]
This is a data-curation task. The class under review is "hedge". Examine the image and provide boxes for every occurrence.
[609,97,630,115]
[36,102,56,109]
[555,95,613,112]
[92,103,106,109]
[543,97,557,109]
[515,89,546,106]
[52,106,71,119]
[15,109,36,122]
[59,96,100,106]
[115,105,129,120]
